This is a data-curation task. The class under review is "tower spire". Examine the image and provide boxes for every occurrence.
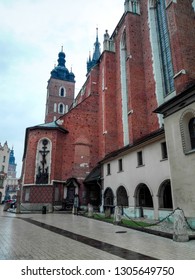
[87,28,101,74]
[50,47,75,82]
[93,27,101,61]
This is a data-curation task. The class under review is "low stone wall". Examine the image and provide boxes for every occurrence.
[19,203,53,213]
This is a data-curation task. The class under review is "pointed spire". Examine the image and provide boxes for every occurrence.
[87,28,101,74]
[92,27,101,61]
[57,46,66,67]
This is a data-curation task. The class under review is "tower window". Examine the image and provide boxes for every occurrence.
[59,87,66,97]
[58,103,64,114]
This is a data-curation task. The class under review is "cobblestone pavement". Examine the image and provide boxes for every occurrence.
[1,206,195,260]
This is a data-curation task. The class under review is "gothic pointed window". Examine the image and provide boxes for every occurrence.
[36,138,51,184]
[156,0,175,95]
[120,29,129,145]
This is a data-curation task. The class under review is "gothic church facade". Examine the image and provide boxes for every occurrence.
[21,0,195,223]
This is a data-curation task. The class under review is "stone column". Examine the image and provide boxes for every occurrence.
[173,209,189,242]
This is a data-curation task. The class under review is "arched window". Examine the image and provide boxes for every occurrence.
[59,87,66,97]
[156,0,175,95]
[116,186,128,206]
[158,180,173,209]
[120,29,129,145]
[180,109,195,153]
[58,103,64,114]
[189,118,195,150]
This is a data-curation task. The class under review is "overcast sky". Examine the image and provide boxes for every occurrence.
[0,0,124,176]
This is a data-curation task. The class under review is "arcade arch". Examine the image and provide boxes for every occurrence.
[116,185,128,206]
[104,187,114,206]
[158,179,173,209]
[135,183,153,207]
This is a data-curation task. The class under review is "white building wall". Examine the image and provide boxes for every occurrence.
[164,102,195,219]
[103,136,171,219]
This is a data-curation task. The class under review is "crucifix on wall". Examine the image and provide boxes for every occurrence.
[36,139,50,184]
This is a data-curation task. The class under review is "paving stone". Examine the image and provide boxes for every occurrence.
[1,206,195,260]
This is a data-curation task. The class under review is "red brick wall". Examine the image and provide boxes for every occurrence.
[29,185,53,203]
[112,10,159,146]
[23,129,66,184]
[57,92,100,181]
[141,1,160,133]
[166,0,195,93]
[98,51,118,158]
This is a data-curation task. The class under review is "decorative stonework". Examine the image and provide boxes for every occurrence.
[124,0,140,14]
[36,139,51,184]
[149,0,157,8]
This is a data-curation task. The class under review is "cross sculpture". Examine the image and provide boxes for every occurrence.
[36,140,50,184]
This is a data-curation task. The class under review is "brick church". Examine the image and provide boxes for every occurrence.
[20,0,195,223]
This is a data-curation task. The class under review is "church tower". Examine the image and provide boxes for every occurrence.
[45,47,75,123]
[8,147,17,178]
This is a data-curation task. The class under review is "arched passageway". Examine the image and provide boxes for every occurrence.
[136,183,153,207]
[104,188,114,206]
[116,186,128,206]
[158,179,173,209]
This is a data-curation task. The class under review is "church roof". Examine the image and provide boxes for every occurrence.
[100,128,165,163]
[84,164,101,184]
[29,121,68,132]
[22,121,68,160]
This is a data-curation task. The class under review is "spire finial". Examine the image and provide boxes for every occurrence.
[86,28,101,74]
[61,45,63,52]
